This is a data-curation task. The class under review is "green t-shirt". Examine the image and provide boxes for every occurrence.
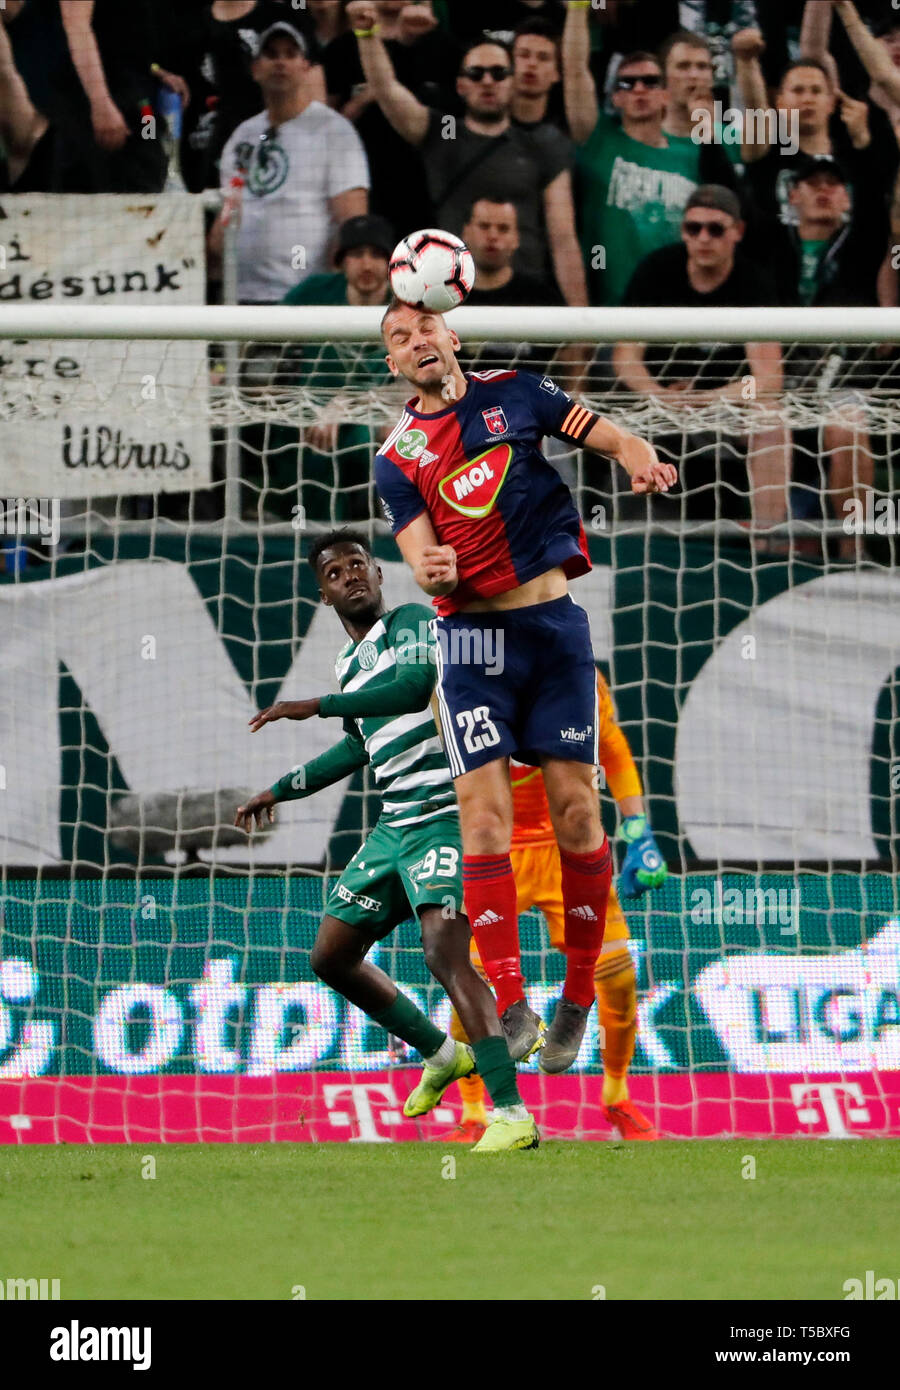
[576,114,701,306]
[667,126,743,170]
[798,239,828,306]
[282,272,350,306]
[279,273,390,389]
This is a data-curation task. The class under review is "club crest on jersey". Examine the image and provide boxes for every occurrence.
[357,641,378,670]
[438,444,512,518]
[482,406,509,436]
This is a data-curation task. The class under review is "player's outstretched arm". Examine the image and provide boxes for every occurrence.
[581,417,678,495]
[249,699,321,731]
[394,511,459,597]
[250,670,435,729]
[234,734,370,832]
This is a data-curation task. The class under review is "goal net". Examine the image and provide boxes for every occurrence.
[1,303,899,1143]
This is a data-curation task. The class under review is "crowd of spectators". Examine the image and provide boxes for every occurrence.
[2,0,900,546]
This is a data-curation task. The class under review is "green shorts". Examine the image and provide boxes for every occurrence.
[325,813,464,939]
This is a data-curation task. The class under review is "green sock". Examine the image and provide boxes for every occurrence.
[473,1035,521,1110]
[372,991,446,1059]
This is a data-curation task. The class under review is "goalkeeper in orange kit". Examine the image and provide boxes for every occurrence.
[445,670,667,1142]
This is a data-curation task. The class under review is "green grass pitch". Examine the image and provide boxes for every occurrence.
[1,1141,897,1301]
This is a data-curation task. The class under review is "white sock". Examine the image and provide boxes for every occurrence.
[423,1036,457,1069]
[493,1103,530,1124]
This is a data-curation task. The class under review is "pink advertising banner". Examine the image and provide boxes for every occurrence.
[2,1071,897,1143]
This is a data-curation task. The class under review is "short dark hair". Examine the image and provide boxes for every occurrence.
[307,529,372,575]
[512,17,562,58]
[778,58,833,88]
[618,50,663,73]
[460,37,513,72]
[658,29,712,75]
[461,196,518,228]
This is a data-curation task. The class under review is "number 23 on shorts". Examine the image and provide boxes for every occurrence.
[456,706,500,755]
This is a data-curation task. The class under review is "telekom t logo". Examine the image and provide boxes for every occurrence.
[790,1082,870,1137]
[323,1083,402,1142]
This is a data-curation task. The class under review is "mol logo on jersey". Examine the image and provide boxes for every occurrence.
[438,445,512,518]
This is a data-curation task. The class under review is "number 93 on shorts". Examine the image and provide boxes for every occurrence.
[324,813,465,938]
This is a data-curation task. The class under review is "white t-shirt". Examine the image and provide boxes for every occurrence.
[220,102,370,303]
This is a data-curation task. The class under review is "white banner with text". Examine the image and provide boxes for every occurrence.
[0,193,210,495]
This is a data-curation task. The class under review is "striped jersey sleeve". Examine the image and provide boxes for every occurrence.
[514,369,601,444]
[335,603,457,827]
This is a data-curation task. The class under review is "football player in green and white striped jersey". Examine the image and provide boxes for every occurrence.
[235,530,538,1153]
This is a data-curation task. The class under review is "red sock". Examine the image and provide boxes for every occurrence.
[560,840,612,1007]
[462,853,523,1015]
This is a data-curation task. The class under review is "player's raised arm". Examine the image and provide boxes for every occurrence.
[250,666,436,729]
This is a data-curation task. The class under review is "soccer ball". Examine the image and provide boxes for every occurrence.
[389,228,475,312]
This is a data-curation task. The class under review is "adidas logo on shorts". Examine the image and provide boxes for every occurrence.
[567,904,597,920]
[473,909,502,927]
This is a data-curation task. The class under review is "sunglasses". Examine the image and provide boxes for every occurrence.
[462,65,513,82]
[683,219,730,238]
[616,73,662,90]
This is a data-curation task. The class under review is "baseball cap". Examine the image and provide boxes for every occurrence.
[684,184,743,221]
[257,21,308,56]
[791,153,848,184]
[335,215,395,262]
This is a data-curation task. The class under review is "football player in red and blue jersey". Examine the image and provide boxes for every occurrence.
[375,301,676,1114]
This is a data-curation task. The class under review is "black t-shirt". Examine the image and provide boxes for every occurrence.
[5,123,57,193]
[442,0,566,45]
[421,110,571,278]
[50,0,160,118]
[622,243,778,388]
[6,0,69,119]
[323,28,460,226]
[202,0,319,171]
[744,106,898,237]
[460,272,563,375]
[513,89,569,138]
[466,271,564,308]
[324,28,459,109]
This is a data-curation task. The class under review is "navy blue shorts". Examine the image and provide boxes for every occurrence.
[432,595,600,777]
